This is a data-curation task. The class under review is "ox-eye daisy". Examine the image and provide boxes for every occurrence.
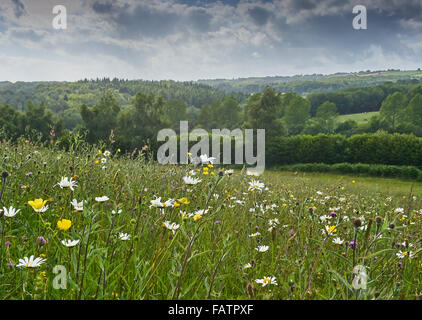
[255,276,277,287]
[248,181,265,192]
[163,221,180,234]
[17,255,46,268]
[255,245,269,252]
[2,206,20,217]
[57,177,78,191]
[61,239,80,247]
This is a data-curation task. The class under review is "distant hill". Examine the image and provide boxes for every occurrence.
[197,70,422,96]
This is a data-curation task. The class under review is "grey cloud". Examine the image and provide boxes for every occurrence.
[11,0,26,18]
[247,6,272,26]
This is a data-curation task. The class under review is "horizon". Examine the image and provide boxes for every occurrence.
[0,68,420,84]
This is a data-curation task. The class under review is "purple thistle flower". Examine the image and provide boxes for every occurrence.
[36,236,46,246]
[8,261,14,268]
[5,241,11,248]
[27,172,33,176]
[289,229,295,236]
[349,240,358,248]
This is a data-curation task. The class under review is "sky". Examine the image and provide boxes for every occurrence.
[0,0,422,82]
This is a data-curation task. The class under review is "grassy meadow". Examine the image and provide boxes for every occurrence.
[0,140,421,300]
[336,112,379,125]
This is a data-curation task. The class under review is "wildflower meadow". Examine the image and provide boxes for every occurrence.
[1,140,421,300]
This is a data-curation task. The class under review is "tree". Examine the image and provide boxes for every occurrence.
[246,87,284,137]
[116,92,169,151]
[282,95,311,135]
[406,94,422,126]
[379,92,407,130]
[80,91,120,143]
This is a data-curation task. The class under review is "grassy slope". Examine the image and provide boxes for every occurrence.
[0,142,421,300]
[336,111,379,124]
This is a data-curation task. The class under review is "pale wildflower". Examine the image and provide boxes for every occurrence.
[57,177,78,191]
[332,237,344,245]
[71,199,84,211]
[17,255,46,268]
[163,221,180,234]
[61,239,80,247]
[95,196,109,202]
[248,180,265,192]
[255,276,277,287]
[255,245,269,252]
[2,206,20,217]
[183,175,201,185]
[119,233,131,241]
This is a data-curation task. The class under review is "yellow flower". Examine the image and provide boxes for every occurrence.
[352,180,356,183]
[117,149,121,153]
[98,150,102,155]
[28,199,48,210]
[95,160,99,164]
[178,197,190,205]
[208,164,213,168]
[173,202,180,207]
[40,254,47,258]
[57,219,72,231]
[193,213,202,221]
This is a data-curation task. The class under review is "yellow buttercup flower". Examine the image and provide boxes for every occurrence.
[57,219,72,231]
[173,202,180,207]
[98,150,102,155]
[178,197,190,205]
[193,213,202,221]
[28,199,48,210]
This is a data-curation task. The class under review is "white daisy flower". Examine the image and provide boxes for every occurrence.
[150,197,174,208]
[95,196,109,202]
[183,175,201,185]
[104,150,111,157]
[249,232,261,238]
[119,233,131,241]
[255,245,269,252]
[248,180,265,192]
[255,276,277,287]
[198,154,216,165]
[2,206,20,217]
[57,177,78,191]
[61,239,80,247]
[70,199,84,211]
[332,237,344,245]
[243,263,252,269]
[246,170,261,177]
[163,221,180,234]
[17,255,46,268]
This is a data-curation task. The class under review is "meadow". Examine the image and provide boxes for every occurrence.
[0,140,421,300]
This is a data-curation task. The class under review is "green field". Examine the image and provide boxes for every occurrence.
[1,141,421,300]
[337,112,379,124]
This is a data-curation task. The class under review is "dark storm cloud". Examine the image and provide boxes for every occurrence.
[92,1,115,14]
[11,0,26,18]
[247,6,272,26]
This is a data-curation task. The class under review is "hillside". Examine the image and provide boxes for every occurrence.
[198,70,422,96]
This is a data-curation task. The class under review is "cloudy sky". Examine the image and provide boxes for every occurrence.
[0,0,421,82]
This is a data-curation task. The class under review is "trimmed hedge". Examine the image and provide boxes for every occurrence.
[277,163,422,181]
[266,132,422,167]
